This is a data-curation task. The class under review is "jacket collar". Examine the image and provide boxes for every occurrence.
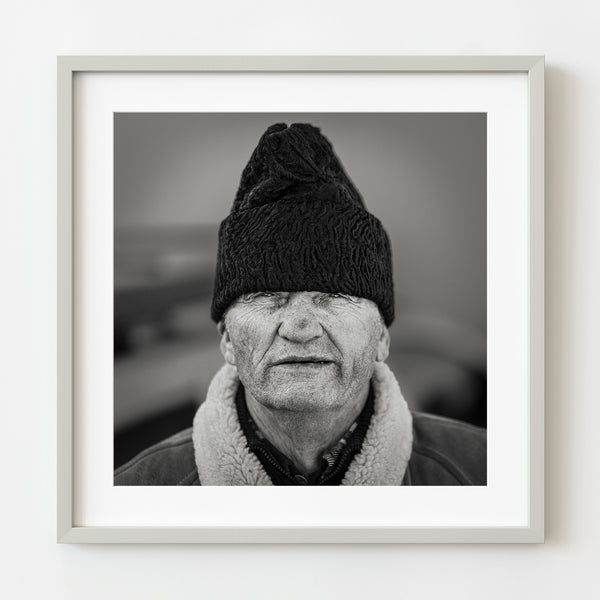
[192,362,413,485]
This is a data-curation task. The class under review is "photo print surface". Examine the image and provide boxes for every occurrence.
[113,113,487,486]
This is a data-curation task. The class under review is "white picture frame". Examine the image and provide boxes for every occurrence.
[57,55,544,543]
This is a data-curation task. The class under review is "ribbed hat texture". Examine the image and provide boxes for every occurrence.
[211,123,394,325]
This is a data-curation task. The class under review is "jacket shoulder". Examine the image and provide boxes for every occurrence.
[406,412,487,486]
[114,428,200,486]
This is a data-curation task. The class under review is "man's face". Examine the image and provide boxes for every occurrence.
[220,291,389,412]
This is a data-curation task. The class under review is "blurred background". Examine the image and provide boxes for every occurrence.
[114,113,487,468]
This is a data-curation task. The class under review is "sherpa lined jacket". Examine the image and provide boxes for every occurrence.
[114,363,487,486]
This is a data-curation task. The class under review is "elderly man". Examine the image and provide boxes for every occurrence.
[115,123,486,486]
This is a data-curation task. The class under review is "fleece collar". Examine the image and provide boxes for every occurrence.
[192,362,413,485]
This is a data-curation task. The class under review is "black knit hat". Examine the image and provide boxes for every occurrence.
[211,123,394,325]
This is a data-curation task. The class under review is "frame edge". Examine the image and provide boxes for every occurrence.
[57,56,74,542]
[59,526,544,544]
[56,54,543,73]
[527,55,545,543]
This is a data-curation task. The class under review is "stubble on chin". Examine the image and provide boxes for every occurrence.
[246,369,351,413]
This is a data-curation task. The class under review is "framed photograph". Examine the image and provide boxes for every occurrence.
[58,56,544,543]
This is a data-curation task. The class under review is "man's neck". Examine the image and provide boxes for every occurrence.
[244,386,369,474]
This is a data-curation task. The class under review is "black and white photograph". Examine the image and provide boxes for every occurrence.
[113,113,487,486]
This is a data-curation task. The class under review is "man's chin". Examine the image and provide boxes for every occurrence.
[252,380,343,412]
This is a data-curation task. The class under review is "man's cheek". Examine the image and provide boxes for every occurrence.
[233,332,260,368]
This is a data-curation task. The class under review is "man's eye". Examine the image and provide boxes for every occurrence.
[316,293,344,303]
[317,293,360,304]
[241,292,277,303]
[252,292,284,302]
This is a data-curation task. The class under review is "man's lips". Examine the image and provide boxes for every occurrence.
[271,356,334,366]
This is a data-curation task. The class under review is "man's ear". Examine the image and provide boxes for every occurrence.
[376,324,390,362]
[218,320,236,366]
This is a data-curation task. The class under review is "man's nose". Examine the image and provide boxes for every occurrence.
[277,294,324,343]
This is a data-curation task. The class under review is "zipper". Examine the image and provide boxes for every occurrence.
[252,445,296,482]
[318,444,360,485]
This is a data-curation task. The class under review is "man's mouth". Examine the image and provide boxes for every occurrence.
[272,356,333,366]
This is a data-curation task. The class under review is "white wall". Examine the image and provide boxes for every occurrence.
[2,1,599,598]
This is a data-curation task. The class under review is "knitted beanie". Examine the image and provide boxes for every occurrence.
[211,123,394,325]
